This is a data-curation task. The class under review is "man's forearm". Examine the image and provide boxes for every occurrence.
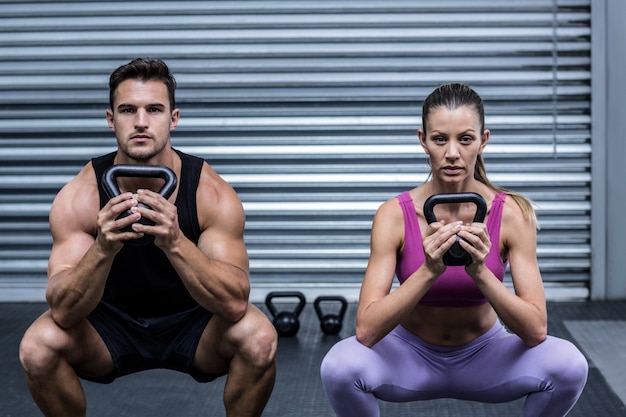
[46,243,114,328]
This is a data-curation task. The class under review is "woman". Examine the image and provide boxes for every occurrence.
[320,83,588,417]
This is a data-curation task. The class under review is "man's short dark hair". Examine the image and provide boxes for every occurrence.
[109,58,176,112]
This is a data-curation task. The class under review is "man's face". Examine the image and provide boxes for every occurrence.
[106,79,179,162]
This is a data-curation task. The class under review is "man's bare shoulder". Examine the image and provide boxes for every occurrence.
[195,162,244,229]
[50,162,100,235]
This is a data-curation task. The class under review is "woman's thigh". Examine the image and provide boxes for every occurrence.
[322,327,452,402]
[446,327,587,404]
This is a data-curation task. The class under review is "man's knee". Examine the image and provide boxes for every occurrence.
[19,317,67,377]
[230,306,277,370]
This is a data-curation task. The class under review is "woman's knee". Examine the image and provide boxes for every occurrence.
[561,342,588,389]
[321,337,370,386]
[543,337,589,393]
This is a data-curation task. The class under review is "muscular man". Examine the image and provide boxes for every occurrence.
[19,58,277,417]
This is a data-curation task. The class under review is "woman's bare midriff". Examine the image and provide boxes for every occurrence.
[400,303,499,347]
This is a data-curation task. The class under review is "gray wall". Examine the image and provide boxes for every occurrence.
[592,0,626,299]
[0,1,609,301]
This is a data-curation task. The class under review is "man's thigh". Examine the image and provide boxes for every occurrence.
[191,304,274,378]
[26,310,116,380]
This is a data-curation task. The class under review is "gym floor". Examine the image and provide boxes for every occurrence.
[2,301,626,417]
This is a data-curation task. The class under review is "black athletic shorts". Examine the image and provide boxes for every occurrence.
[86,301,216,384]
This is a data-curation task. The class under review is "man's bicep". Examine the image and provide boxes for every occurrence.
[195,167,249,272]
[198,198,249,273]
[197,218,249,273]
[47,193,96,278]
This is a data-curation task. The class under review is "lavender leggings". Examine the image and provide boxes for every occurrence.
[320,322,588,417]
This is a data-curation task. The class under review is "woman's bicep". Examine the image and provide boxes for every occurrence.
[504,204,546,308]
[359,203,402,305]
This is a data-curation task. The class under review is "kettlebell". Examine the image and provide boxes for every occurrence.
[265,291,306,337]
[102,165,178,246]
[423,192,487,266]
[314,296,348,335]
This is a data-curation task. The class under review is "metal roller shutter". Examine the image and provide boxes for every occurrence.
[0,0,591,301]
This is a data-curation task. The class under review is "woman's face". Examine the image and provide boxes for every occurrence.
[418,105,489,186]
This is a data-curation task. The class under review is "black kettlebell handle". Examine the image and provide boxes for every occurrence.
[423,192,487,225]
[313,296,347,321]
[423,193,487,266]
[101,165,177,246]
[102,165,177,201]
[265,291,306,319]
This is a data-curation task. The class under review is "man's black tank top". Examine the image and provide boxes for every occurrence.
[92,149,204,318]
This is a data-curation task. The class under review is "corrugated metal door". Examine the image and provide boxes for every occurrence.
[0,1,591,301]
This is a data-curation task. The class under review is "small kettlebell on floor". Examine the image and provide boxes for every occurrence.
[265,291,306,337]
[314,296,348,335]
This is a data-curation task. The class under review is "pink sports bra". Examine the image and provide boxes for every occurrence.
[395,192,508,307]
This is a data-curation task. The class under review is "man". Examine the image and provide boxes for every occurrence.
[19,58,277,417]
